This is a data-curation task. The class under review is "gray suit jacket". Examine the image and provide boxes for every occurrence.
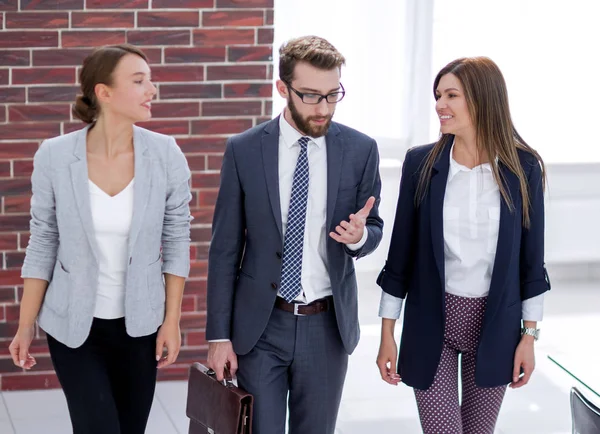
[206,117,383,355]
[21,125,192,348]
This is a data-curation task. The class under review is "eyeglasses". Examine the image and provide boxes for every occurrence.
[285,82,346,104]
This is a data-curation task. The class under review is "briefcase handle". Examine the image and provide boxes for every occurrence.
[206,367,235,388]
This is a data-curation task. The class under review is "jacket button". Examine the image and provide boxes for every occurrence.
[276,252,282,259]
[271,282,278,290]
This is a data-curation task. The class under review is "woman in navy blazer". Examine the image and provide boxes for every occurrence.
[376,57,551,433]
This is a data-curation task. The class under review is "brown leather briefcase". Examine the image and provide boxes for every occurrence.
[186,362,254,434]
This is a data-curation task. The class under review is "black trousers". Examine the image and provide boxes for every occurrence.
[47,317,158,434]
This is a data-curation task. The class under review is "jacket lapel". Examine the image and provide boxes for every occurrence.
[261,117,283,239]
[484,163,520,322]
[430,140,452,292]
[127,126,152,256]
[325,122,342,231]
[69,126,100,262]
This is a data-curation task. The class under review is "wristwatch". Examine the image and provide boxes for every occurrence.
[521,327,540,341]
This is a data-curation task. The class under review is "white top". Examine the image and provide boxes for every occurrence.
[278,114,367,303]
[379,143,544,321]
[89,178,134,319]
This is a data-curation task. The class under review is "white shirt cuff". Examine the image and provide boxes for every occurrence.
[522,293,545,322]
[379,290,404,319]
[346,227,368,251]
[208,339,230,343]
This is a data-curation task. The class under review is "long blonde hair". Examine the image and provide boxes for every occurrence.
[416,57,546,228]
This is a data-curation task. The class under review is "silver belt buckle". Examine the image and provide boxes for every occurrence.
[293,303,307,316]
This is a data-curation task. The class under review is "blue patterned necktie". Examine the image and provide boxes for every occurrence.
[279,136,311,302]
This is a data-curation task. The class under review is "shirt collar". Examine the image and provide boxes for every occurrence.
[279,112,326,149]
[448,139,494,182]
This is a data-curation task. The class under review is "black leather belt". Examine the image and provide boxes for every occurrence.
[275,296,332,316]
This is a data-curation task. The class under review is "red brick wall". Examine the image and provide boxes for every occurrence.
[0,0,274,391]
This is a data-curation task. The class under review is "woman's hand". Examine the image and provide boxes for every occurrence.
[376,332,401,385]
[9,325,37,370]
[510,335,535,389]
[155,319,181,369]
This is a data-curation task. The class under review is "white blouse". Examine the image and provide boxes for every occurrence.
[89,178,134,319]
[379,143,544,321]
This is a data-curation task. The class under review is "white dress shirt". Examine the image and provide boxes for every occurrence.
[379,142,544,321]
[89,178,134,319]
[278,113,367,303]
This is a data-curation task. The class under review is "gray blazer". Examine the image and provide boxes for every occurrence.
[206,117,383,355]
[21,125,192,348]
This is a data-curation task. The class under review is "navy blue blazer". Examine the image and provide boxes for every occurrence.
[377,138,551,389]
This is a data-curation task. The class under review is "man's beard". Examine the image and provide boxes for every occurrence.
[287,96,333,138]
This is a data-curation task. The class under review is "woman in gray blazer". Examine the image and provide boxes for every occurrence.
[8,44,192,434]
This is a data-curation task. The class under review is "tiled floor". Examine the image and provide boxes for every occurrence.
[0,271,597,433]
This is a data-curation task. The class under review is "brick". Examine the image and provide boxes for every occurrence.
[193,29,254,46]
[191,173,220,188]
[12,160,34,177]
[136,120,189,135]
[179,312,206,329]
[0,104,5,121]
[151,65,204,82]
[21,0,83,9]
[138,11,199,28]
[9,105,70,122]
[32,49,88,67]
[86,0,148,7]
[203,10,263,27]
[217,0,273,6]
[127,30,190,46]
[207,155,223,170]
[150,102,199,119]
[0,87,26,103]
[198,189,218,206]
[188,257,209,275]
[0,269,23,286]
[265,9,273,25]
[5,12,68,29]
[194,244,209,260]
[164,47,225,64]
[4,304,20,322]
[228,45,272,62]
[0,31,58,49]
[62,31,125,48]
[159,83,220,100]
[191,118,252,135]
[186,155,205,171]
[72,12,134,28]
[0,50,29,66]
[0,123,60,140]
[12,67,74,85]
[257,27,274,44]
[0,178,30,196]
[0,234,18,251]
[207,65,266,81]
[63,122,85,134]
[152,0,213,8]
[142,48,162,65]
[255,116,270,125]
[156,365,192,382]
[0,0,17,11]
[19,233,30,250]
[0,69,8,85]
[5,251,25,268]
[178,137,225,153]
[264,100,272,116]
[4,195,31,213]
[186,330,206,346]
[191,227,211,243]
[1,372,61,391]
[181,295,196,312]
[202,100,262,117]
[0,142,38,159]
[28,86,78,103]
[183,279,206,295]
[0,161,11,176]
[224,82,271,98]
[0,288,17,303]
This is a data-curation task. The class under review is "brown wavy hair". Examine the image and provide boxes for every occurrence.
[278,35,346,83]
[72,44,148,124]
[415,57,546,228]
